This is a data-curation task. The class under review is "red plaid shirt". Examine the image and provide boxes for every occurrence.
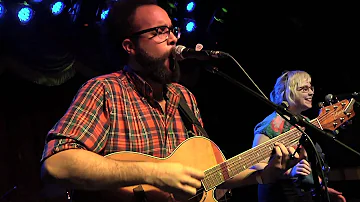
[41,67,203,161]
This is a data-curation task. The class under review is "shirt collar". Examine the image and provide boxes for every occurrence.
[123,66,182,106]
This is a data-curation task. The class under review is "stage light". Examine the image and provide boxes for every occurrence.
[207,7,228,32]
[167,0,178,10]
[30,0,43,3]
[17,3,34,25]
[164,0,178,19]
[186,1,195,12]
[0,3,6,19]
[68,2,80,22]
[96,0,112,22]
[213,7,228,24]
[100,8,109,20]
[185,20,196,32]
[50,1,65,16]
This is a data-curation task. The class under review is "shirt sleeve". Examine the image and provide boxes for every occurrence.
[254,112,280,139]
[41,79,112,162]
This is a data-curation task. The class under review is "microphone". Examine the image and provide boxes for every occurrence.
[173,45,228,61]
[325,92,359,104]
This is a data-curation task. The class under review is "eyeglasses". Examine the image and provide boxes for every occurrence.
[130,25,181,43]
[297,85,314,93]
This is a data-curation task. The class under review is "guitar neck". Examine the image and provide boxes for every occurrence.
[202,118,322,191]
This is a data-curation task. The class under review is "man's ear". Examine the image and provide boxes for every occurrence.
[122,39,135,54]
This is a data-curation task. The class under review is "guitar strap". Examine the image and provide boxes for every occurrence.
[178,93,210,139]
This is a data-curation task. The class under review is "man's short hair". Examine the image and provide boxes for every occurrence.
[105,0,158,52]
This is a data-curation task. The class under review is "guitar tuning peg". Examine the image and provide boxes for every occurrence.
[333,129,339,135]
[318,102,325,108]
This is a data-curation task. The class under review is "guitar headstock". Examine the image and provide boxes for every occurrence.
[318,98,356,131]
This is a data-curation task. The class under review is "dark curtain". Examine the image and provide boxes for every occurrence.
[0,6,118,201]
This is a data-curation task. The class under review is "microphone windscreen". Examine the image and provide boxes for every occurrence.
[173,45,186,60]
[324,94,334,103]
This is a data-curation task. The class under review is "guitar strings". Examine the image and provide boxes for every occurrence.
[202,130,300,190]
[201,106,346,191]
[204,114,329,190]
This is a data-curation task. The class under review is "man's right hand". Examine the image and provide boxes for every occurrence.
[146,162,205,201]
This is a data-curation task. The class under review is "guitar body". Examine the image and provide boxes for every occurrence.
[72,136,230,202]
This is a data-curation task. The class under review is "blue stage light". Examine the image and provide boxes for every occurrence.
[0,3,5,18]
[17,6,34,24]
[51,1,65,16]
[185,20,196,32]
[101,9,109,20]
[186,2,195,12]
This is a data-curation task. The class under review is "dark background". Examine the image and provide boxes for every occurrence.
[0,0,359,201]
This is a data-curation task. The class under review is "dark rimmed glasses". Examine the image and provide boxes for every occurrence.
[130,25,181,43]
[297,85,314,93]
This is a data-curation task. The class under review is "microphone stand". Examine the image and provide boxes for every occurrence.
[204,64,360,202]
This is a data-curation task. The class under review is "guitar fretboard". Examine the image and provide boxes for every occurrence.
[202,118,322,191]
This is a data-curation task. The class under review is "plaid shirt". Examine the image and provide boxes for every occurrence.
[41,67,203,161]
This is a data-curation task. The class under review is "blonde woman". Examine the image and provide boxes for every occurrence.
[252,70,346,202]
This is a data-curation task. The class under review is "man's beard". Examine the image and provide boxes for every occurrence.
[135,47,180,84]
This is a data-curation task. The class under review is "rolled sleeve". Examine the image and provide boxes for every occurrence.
[41,78,112,162]
[41,136,87,163]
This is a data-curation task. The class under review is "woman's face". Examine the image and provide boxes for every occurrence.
[293,79,314,113]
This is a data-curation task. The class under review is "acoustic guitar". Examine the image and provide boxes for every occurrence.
[71,98,356,202]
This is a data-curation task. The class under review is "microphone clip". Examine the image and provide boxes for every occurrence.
[278,101,300,125]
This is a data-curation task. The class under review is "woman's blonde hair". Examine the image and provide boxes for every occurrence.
[270,70,311,106]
